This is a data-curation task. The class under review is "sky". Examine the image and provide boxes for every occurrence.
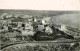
[0,0,80,10]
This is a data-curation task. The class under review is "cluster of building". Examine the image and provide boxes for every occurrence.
[0,13,80,44]
[0,13,54,42]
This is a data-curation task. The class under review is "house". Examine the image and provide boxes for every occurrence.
[59,24,67,32]
[38,25,44,31]
[45,26,53,34]
[21,30,34,36]
[11,18,27,29]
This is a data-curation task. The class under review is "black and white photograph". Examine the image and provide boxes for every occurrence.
[0,9,80,51]
[0,0,80,51]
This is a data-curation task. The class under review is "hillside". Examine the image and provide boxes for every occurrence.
[50,13,80,29]
[0,9,79,17]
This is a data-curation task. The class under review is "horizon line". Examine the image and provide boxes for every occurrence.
[0,9,80,11]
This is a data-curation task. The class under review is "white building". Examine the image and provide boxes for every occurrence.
[45,26,53,34]
[38,25,44,31]
[59,24,67,31]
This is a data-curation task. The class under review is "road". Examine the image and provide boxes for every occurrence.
[1,40,80,50]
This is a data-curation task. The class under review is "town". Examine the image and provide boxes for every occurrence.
[0,10,80,51]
